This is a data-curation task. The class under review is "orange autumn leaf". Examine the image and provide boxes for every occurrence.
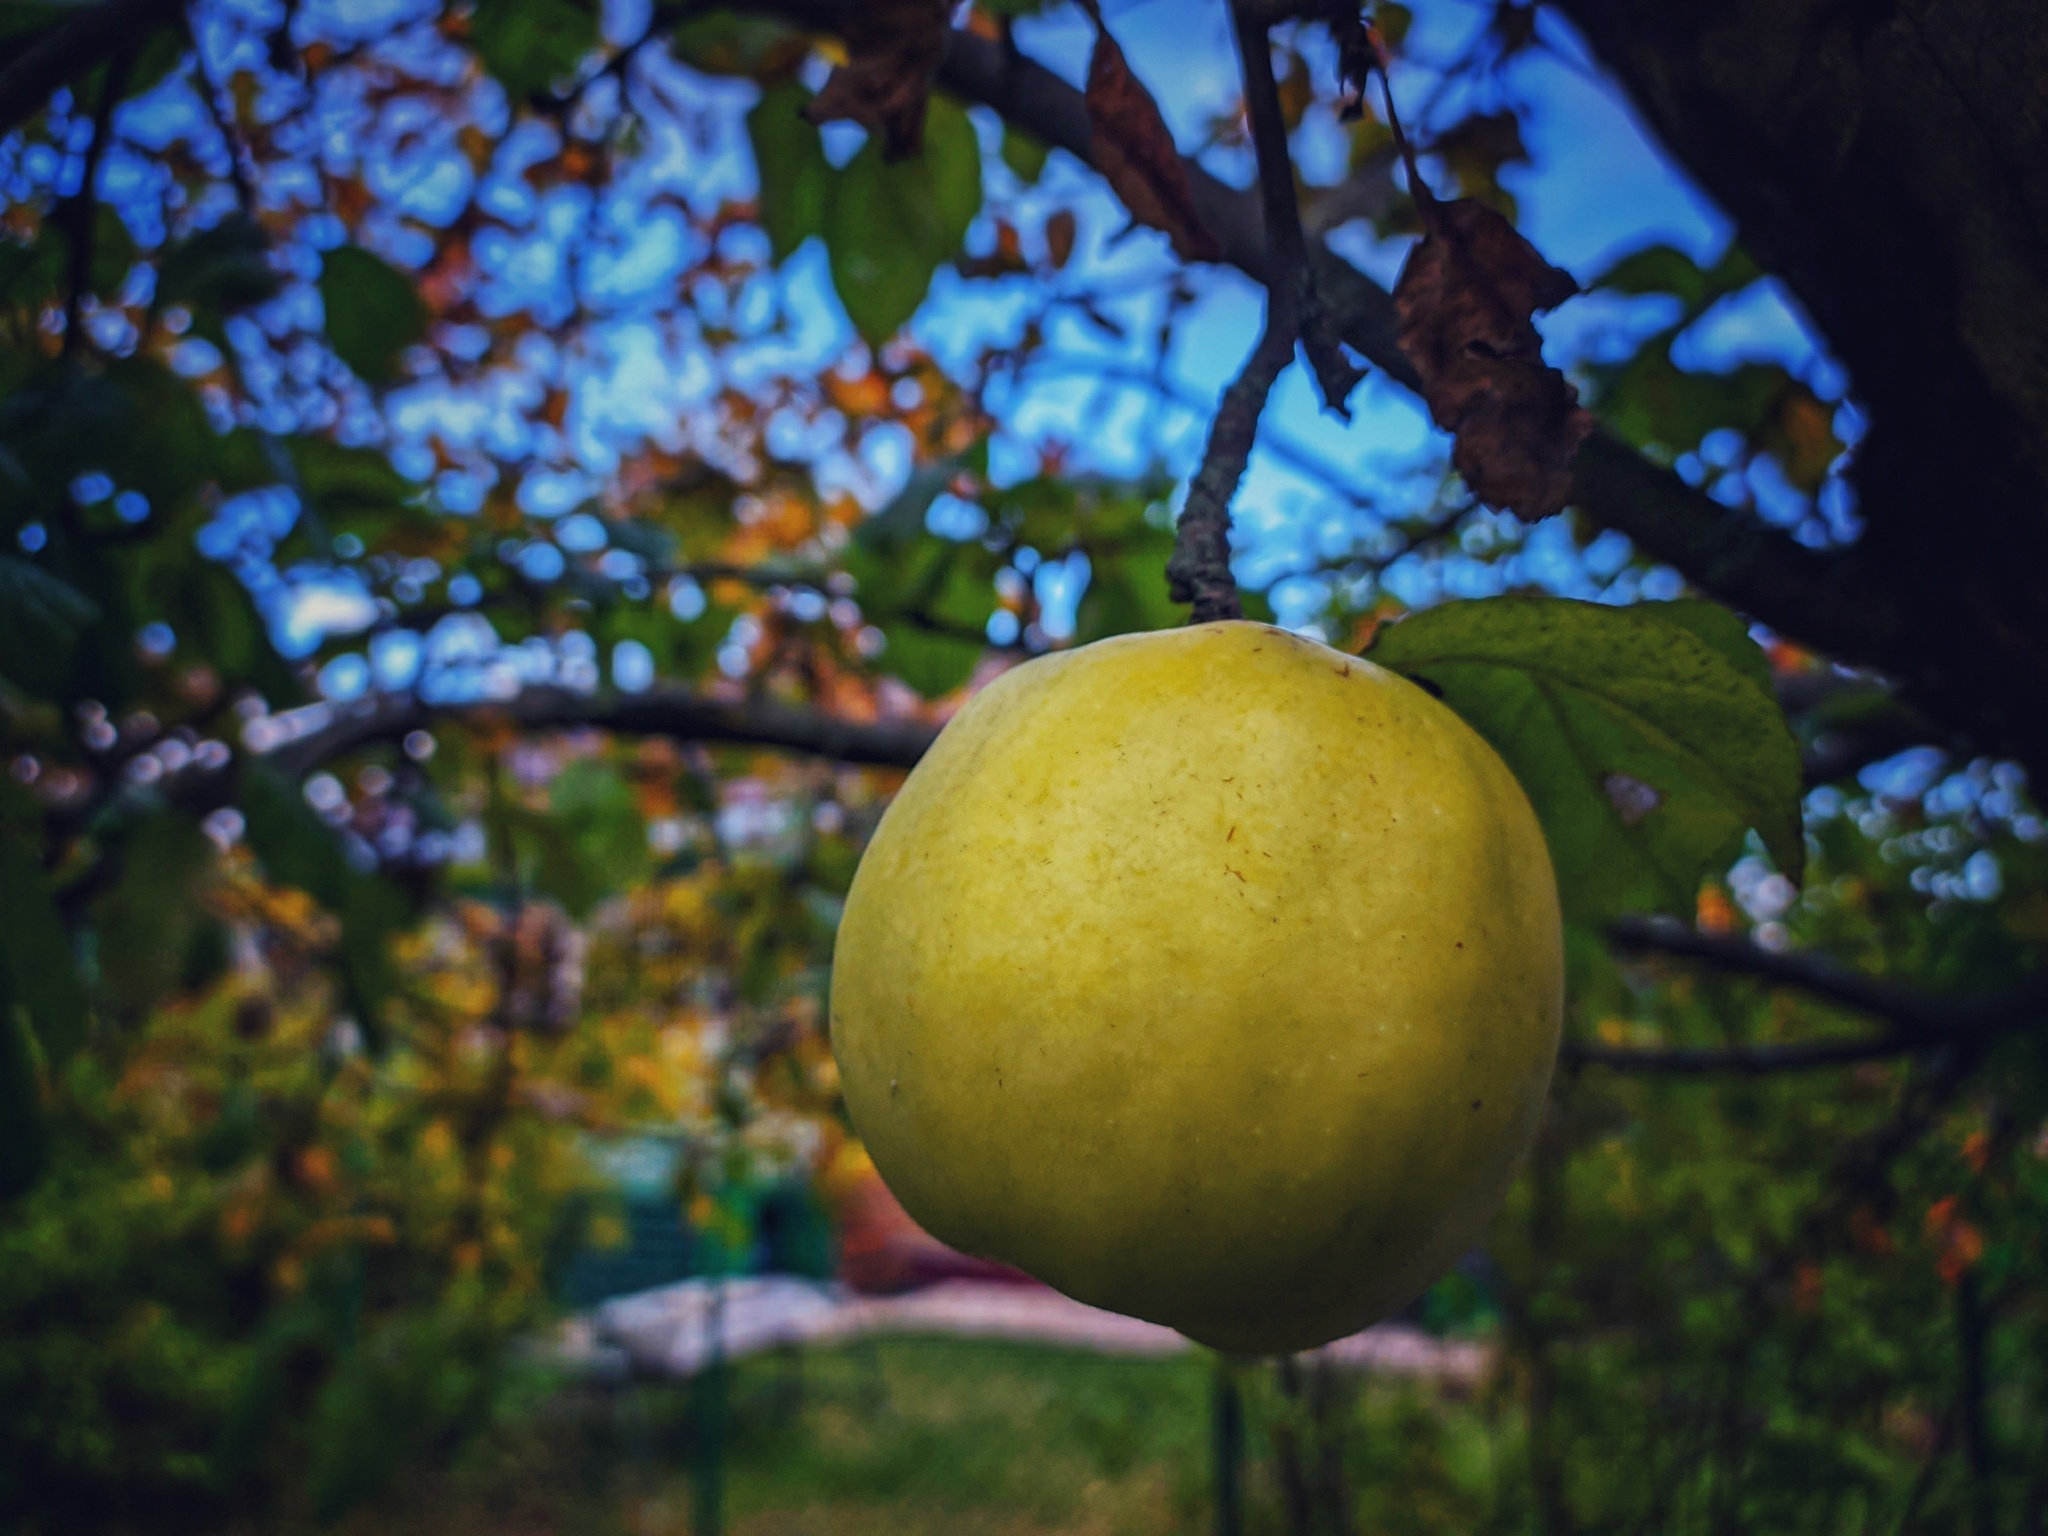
[1696,883,1737,935]
[825,370,894,418]
[1938,1224,1985,1285]
[1925,1195,1986,1285]
[1962,1128,1990,1173]
[294,1146,337,1193]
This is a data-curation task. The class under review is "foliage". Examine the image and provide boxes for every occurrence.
[1370,597,1803,916]
[0,810,852,1529]
[0,0,2041,1530]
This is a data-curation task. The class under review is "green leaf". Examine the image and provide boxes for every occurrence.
[1594,345,1795,460]
[665,12,803,76]
[1000,123,1049,185]
[1368,595,1804,917]
[130,541,283,695]
[0,4,67,43]
[469,0,600,100]
[1589,242,1760,316]
[823,94,982,346]
[532,760,646,917]
[287,436,436,552]
[878,545,996,698]
[0,205,144,306]
[318,245,428,386]
[1644,599,1773,696]
[855,459,957,552]
[124,21,188,94]
[1072,525,1182,642]
[846,522,1001,697]
[0,368,126,512]
[0,829,88,1065]
[878,621,984,698]
[106,357,223,515]
[1589,244,1711,306]
[153,215,281,322]
[748,81,829,263]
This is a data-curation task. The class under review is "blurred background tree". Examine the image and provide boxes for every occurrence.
[0,0,2043,1531]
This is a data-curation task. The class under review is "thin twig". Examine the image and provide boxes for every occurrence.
[1162,2,1367,624]
[59,42,131,359]
[1232,4,1309,307]
[1229,0,1361,414]
[1374,43,1429,207]
[1167,325,1293,622]
[186,13,259,213]
[743,0,1916,693]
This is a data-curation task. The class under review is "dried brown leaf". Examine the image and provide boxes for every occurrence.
[1392,192,1592,519]
[802,0,952,161]
[1082,18,1221,262]
[1044,207,1077,270]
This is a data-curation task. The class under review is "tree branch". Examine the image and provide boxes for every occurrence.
[1568,433,1910,676]
[869,3,1917,677]
[0,0,179,137]
[258,684,939,781]
[1606,915,1971,1029]
[1166,325,1293,622]
[1155,3,1360,625]
[1229,1,1359,414]
[1562,1034,1931,1075]
[1567,915,2048,1075]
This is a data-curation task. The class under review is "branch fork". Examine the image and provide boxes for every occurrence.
[1168,2,1366,624]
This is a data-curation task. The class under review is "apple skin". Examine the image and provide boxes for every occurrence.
[829,621,1563,1353]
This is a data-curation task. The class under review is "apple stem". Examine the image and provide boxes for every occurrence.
[1169,324,1292,623]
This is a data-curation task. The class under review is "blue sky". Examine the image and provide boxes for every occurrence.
[908,0,1843,625]
[91,0,1850,670]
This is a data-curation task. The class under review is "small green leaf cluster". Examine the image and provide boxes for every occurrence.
[1374,595,1802,919]
[751,85,983,346]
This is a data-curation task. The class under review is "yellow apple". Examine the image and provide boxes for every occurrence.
[829,620,1562,1353]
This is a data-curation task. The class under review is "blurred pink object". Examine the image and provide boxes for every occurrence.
[586,1274,1492,1385]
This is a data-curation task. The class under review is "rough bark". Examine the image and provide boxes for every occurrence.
[1550,0,2048,776]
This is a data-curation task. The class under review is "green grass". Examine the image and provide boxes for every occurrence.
[322,1336,1501,1536]
[325,1338,1218,1536]
[717,1339,1216,1536]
